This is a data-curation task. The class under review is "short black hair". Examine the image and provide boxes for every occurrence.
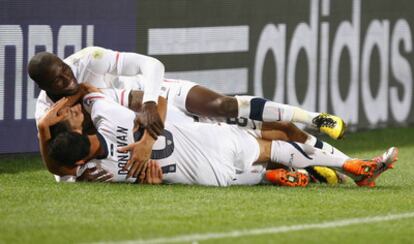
[49,120,71,138]
[47,121,90,167]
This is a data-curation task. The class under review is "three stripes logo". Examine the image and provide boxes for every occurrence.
[145,26,250,95]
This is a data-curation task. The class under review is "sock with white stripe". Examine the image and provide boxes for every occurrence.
[235,95,319,125]
[270,140,347,169]
[304,134,350,161]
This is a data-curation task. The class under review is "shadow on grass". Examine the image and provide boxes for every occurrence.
[0,153,45,174]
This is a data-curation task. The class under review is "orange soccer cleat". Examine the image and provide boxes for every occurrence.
[356,147,399,187]
[343,147,398,187]
[265,169,309,187]
[342,159,377,177]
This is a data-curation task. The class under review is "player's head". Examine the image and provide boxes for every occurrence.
[28,52,79,96]
[48,104,89,166]
[48,130,91,167]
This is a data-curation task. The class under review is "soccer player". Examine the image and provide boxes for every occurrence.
[41,92,397,187]
[29,46,346,180]
[37,82,349,185]
[29,47,165,138]
[28,46,349,142]
[30,47,345,140]
[28,47,166,180]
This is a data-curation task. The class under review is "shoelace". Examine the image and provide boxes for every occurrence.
[313,115,337,128]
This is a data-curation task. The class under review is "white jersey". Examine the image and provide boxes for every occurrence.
[35,46,164,123]
[81,92,261,186]
[139,78,264,138]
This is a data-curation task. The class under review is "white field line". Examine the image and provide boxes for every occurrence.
[99,211,414,244]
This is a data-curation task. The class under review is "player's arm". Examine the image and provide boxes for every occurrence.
[37,98,78,176]
[88,47,165,139]
[119,95,167,179]
[116,51,165,139]
[35,82,99,122]
[38,93,111,181]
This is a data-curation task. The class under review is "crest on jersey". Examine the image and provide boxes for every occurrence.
[92,50,104,59]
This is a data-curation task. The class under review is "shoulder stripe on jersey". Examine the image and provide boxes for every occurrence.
[120,90,126,106]
[85,95,105,102]
[163,78,179,83]
[83,95,105,107]
[100,128,112,135]
[115,51,120,65]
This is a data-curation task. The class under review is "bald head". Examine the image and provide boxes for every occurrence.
[28,52,61,87]
[28,52,79,97]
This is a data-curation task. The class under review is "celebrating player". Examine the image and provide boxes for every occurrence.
[30,47,346,140]
[29,46,347,182]
[39,89,397,187]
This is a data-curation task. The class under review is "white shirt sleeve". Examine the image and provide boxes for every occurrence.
[117,51,164,104]
[34,90,53,126]
[86,46,164,104]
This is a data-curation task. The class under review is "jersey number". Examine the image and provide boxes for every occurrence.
[151,129,175,160]
[226,117,248,127]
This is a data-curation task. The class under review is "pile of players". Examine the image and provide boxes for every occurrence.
[29,47,398,188]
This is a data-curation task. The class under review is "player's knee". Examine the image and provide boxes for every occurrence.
[214,96,238,117]
[283,122,308,142]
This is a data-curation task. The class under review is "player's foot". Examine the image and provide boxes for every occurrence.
[312,113,346,140]
[355,147,399,187]
[342,159,377,178]
[372,147,399,165]
[265,169,309,187]
[305,166,345,185]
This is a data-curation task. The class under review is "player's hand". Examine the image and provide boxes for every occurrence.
[118,138,153,179]
[76,166,113,182]
[139,160,163,184]
[139,101,164,139]
[38,97,70,127]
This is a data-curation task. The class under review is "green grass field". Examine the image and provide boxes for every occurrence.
[1,127,414,244]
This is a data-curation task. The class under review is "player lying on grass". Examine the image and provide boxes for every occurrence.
[37,88,348,184]
[36,81,351,185]
[39,88,398,187]
[29,47,347,182]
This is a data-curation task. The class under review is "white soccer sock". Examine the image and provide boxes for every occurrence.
[235,95,319,126]
[292,107,320,125]
[304,134,318,146]
[270,140,347,169]
[236,95,254,119]
[304,134,350,161]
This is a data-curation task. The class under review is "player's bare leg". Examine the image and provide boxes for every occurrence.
[261,121,307,142]
[185,85,345,139]
[185,85,239,118]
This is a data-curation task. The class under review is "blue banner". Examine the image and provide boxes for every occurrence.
[0,0,136,153]
[1,0,414,154]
